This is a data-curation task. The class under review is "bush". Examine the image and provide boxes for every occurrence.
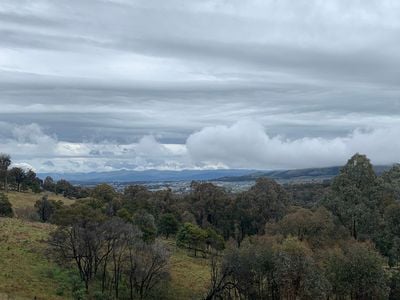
[13,207,39,221]
[0,193,13,217]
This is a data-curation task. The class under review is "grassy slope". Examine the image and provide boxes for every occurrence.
[7,191,75,211]
[1,192,210,299]
[164,239,210,299]
[0,218,71,300]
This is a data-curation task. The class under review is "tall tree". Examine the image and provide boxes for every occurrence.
[25,169,41,193]
[157,213,180,238]
[235,178,289,245]
[189,182,235,239]
[133,210,157,243]
[0,154,11,192]
[43,176,56,192]
[9,167,26,192]
[324,153,383,239]
[125,240,170,300]
[382,164,400,201]
[35,195,62,222]
[275,237,329,300]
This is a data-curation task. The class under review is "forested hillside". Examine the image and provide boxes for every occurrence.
[1,153,400,299]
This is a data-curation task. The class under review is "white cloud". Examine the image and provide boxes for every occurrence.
[11,162,36,172]
[186,120,400,169]
[0,123,192,172]
[136,135,169,157]
[2,121,400,173]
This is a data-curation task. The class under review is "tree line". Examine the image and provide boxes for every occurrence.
[2,153,400,299]
[0,153,89,197]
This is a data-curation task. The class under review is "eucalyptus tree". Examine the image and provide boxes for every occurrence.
[9,167,26,192]
[234,178,289,245]
[0,154,11,192]
[324,153,383,240]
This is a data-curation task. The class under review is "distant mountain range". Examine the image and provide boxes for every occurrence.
[216,165,391,183]
[38,165,393,184]
[38,169,256,183]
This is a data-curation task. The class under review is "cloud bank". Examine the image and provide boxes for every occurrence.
[2,121,400,172]
[187,120,400,169]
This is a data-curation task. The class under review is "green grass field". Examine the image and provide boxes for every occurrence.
[0,192,210,299]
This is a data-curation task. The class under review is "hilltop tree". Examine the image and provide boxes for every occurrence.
[9,167,26,192]
[26,169,41,193]
[43,176,56,192]
[0,154,11,192]
[324,153,383,239]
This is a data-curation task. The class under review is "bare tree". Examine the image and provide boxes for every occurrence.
[49,219,107,290]
[126,240,170,299]
[100,218,141,298]
[204,254,236,300]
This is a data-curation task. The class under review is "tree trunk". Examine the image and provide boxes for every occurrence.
[353,218,357,240]
[4,173,8,193]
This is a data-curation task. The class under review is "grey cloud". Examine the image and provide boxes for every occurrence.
[1,0,400,171]
[43,160,54,167]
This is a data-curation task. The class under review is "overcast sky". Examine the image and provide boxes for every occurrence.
[1,0,400,172]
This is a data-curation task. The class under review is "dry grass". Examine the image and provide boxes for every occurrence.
[163,239,211,299]
[6,191,74,210]
[0,218,71,300]
[0,192,211,299]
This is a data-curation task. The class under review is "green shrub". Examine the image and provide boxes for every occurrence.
[0,192,13,217]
